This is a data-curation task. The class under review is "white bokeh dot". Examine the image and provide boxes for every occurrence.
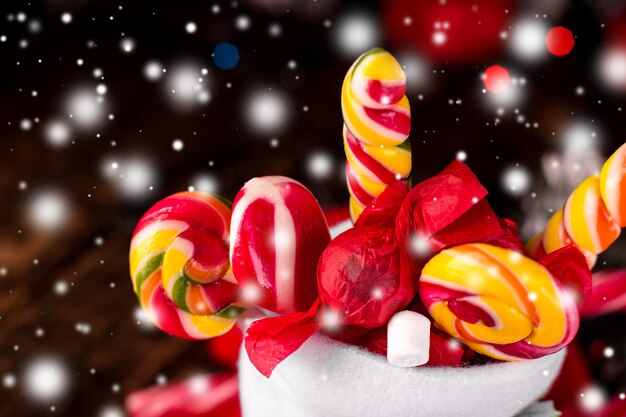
[20,118,33,131]
[144,61,164,81]
[235,15,251,31]
[120,37,135,54]
[134,307,156,331]
[3,373,16,389]
[185,22,197,34]
[510,19,548,61]
[268,23,282,37]
[246,89,289,133]
[172,139,184,151]
[166,62,210,108]
[54,280,69,295]
[45,120,71,147]
[61,12,72,24]
[334,12,380,56]
[99,404,125,417]
[306,152,334,180]
[28,190,69,231]
[580,385,607,412]
[598,46,626,91]
[190,174,218,194]
[23,356,70,402]
[66,88,106,128]
[501,166,531,196]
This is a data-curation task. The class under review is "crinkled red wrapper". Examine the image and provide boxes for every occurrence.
[244,160,584,378]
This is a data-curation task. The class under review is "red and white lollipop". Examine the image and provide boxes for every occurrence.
[230,176,331,314]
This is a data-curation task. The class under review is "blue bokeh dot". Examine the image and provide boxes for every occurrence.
[213,42,239,70]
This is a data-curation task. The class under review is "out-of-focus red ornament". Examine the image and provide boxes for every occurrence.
[607,9,626,48]
[483,65,510,93]
[205,325,243,369]
[597,9,626,93]
[384,0,515,64]
[546,26,575,56]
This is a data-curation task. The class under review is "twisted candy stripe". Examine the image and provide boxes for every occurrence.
[600,143,626,227]
[420,243,579,360]
[341,48,411,221]
[528,143,626,267]
[129,192,244,340]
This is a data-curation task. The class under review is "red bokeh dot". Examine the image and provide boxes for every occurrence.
[546,26,575,56]
[483,65,510,94]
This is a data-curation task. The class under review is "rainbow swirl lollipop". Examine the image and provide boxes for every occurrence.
[129,192,245,340]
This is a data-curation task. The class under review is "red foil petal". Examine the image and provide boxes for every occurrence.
[244,300,323,378]
[355,181,409,229]
[582,269,626,318]
[396,160,522,296]
[397,160,489,237]
[539,245,592,310]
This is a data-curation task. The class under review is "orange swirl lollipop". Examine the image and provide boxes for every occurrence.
[419,243,579,360]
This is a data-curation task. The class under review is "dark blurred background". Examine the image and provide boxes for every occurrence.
[2,0,626,416]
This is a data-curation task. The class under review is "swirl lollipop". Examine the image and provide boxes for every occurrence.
[341,48,412,221]
[527,144,626,267]
[129,192,244,340]
[419,243,579,360]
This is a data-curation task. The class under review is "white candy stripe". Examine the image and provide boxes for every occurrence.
[584,186,602,253]
[163,237,194,295]
[131,219,188,251]
[343,90,410,146]
[130,220,188,278]
[230,177,298,310]
[350,73,404,109]
[605,159,622,224]
[445,248,533,320]
[419,274,478,295]
[459,296,504,332]
[179,309,208,339]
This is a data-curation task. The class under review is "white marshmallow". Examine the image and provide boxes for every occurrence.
[387,310,430,367]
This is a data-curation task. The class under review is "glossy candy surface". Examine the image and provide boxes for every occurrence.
[541,209,597,268]
[341,48,411,220]
[420,243,579,360]
[230,176,330,314]
[563,175,620,254]
[600,143,626,227]
[129,192,244,340]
